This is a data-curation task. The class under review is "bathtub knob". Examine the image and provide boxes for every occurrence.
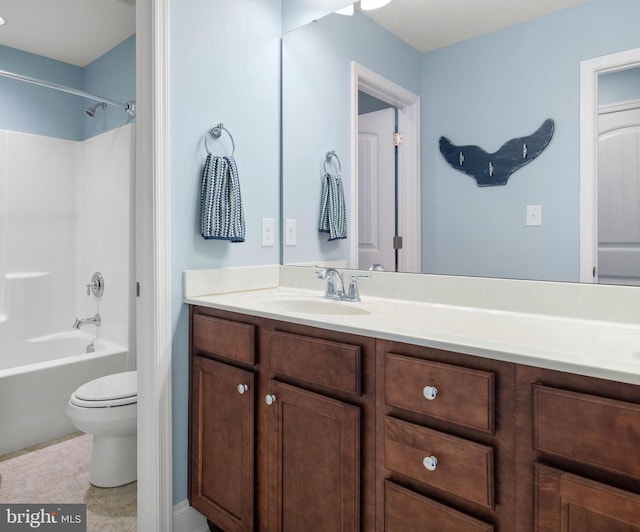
[237,384,249,394]
[86,272,104,297]
[264,394,277,406]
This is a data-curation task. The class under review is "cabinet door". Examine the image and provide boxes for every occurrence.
[191,356,255,532]
[266,380,360,532]
[535,463,640,531]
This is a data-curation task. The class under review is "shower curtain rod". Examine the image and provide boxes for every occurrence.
[0,69,135,114]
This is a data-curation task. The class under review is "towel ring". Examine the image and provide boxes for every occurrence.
[205,123,236,156]
[323,150,341,174]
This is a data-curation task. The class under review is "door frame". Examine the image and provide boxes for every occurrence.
[579,47,640,282]
[136,0,172,530]
[350,62,421,273]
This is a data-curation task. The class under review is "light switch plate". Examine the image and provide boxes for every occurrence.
[262,218,275,246]
[285,219,296,246]
[526,205,542,226]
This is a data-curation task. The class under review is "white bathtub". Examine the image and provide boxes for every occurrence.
[0,331,128,455]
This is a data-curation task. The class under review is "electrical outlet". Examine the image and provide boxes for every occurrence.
[262,218,275,246]
[285,219,296,246]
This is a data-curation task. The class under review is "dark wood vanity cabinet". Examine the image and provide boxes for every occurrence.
[189,310,257,532]
[189,306,375,532]
[189,305,640,531]
[376,339,514,531]
[516,366,640,531]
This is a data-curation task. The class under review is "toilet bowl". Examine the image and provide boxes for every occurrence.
[67,371,137,488]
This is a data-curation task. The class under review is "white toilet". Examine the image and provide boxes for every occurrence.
[67,371,137,488]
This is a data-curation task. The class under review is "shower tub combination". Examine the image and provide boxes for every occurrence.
[0,331,127,456]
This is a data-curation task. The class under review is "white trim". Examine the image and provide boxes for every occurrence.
[173,500,209,532]
[599,98,640,115]
[136,0,173,530]
[350,62,421,273]
[579,47,640,283]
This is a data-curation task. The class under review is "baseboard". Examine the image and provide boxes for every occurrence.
[173,500,208,532]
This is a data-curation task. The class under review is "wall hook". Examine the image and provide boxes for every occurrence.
[438,118,555,186]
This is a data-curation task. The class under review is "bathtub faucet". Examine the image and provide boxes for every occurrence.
[72,313,101,329]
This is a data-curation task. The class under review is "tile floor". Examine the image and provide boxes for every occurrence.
[0,433,136,531]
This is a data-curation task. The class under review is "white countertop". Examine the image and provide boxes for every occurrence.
[184,269,640,386]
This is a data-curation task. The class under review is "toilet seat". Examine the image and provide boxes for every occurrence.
[70,371,137,408]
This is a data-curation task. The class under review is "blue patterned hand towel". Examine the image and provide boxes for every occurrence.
[200,155,246,242]
[318,172,347,240]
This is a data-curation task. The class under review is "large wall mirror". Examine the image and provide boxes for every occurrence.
[282,0,640,284]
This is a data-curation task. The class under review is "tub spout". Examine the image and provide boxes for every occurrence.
[73,313,101,329]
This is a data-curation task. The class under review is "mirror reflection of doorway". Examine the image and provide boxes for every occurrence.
[597,66,640,285]
[580,48,640,285]
[358,92,398,272]
[350,63,421,274]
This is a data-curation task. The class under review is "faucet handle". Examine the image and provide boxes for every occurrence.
[86,272,104,297]
[347,274,370,301]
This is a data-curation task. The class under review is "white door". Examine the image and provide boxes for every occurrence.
[598,106,640,285]
[358,108,396,271]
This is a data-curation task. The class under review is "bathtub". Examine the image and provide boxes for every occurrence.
[0,331,128,455]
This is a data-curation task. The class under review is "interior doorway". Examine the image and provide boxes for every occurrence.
[579,47,640,283]
[349,62,421,273]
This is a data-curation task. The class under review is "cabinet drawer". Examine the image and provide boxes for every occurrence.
[192,314,255,365]
[535,463,640,531]
[384,416,494,508]
[385,352,494,433]
[270,331,361,395]
[533,385,640,479]
[385,480,493,532]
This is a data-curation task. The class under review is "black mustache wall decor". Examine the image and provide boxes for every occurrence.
[439,118,555,187]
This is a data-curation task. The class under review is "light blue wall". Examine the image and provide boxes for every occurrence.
[599,66,640,106]
[83,35,136,139]
[421,0,640,281]
[0,45,84,140]
[0,38,135,141]
[169,0,282,504]
[282,10,421,265]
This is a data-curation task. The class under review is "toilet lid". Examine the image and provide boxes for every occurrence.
[73,371,137,404]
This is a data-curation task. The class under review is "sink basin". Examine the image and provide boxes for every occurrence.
[267,299,370,316]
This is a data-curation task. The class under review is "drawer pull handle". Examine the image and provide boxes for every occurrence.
[423,456,438,472]
[423,386,438,400]
[237,384,249,394]
[265,394,277,406]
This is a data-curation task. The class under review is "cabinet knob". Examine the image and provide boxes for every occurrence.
[237,384,249,394]
[423,455,438,472]
[264,394,277,406]
[423,386,438,400]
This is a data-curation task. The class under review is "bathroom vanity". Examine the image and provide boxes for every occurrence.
[185,266,640,531]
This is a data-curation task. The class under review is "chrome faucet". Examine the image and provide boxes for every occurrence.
[316,269,369,302]
[72,313,101,329]
[316,268,346,300]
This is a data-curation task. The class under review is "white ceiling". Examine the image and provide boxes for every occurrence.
[363,0,587,53]
[0,0,135,67]
[0,0,586,68]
